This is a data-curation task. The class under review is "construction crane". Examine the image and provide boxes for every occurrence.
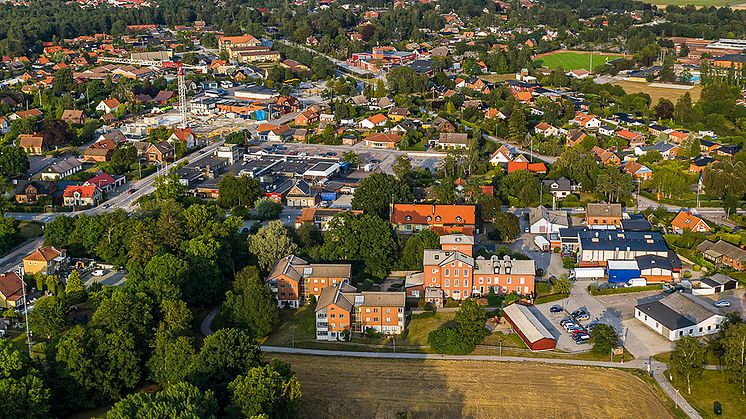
[100,57,200,128]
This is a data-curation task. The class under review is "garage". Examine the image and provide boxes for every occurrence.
[606,260,640,284]
[502,303,557,351]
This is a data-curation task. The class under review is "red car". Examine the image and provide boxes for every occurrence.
[128,188,136,194]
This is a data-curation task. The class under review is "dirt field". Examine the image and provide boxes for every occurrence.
[272,354,674,419]
[613,79,702,103]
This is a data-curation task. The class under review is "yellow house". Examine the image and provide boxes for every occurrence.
[388,107,409,122]
[23,246,67,276]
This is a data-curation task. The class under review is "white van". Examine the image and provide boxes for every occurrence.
[626,277,647,288]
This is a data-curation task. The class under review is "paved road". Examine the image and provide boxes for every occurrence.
[200,305,220,337]
[483,133,558,164]
[0,237,44,272]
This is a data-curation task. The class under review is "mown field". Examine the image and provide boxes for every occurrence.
[613,80,703,103]
[272,354,675,418]
[532,51,622,71]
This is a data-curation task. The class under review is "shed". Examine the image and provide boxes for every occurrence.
[606,260,641,284]
[693,274,739,295]
[502,303,556,351]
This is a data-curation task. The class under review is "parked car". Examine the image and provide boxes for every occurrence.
[714,300,731,308]
[550,305,563,313]
[574,313,591,321]
[91,269,105,277]
[571,308,589,319]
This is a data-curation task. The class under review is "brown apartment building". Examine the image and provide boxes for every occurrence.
[315,281,406,341]
[267,255,352,308]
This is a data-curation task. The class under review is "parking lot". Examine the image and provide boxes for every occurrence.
[698,288,746,317]
[82,269,127,288]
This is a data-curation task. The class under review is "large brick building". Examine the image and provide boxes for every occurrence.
[315,281,406,341]
[266,255,352,308]
[407,234,535,304]
[390,203,478,234]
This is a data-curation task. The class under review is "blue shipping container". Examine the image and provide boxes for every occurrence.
[321,192,337,201]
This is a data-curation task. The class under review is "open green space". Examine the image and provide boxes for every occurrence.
[402,311,456,346]
[532,51,621,71]
[262,304,317,346]
[668,369,746,418]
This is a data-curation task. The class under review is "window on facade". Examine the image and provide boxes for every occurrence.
[478,277,483,284]
[454,279,459,287]
[374,317,379,322]
[464,279,469,287]
[520,278,525,285]
[339,314,344,318]
[432,268,437,273]
[699,327,703,332]
[445,269,450,276]
[386,317,390,322]
[366,308,371,313]
[445,279,450,287]
[386,308,391,314]
[507,278,512,284]
[432,277,436,282]
[454,269,459,277]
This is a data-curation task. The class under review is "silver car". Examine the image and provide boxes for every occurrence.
[713,300,731,308]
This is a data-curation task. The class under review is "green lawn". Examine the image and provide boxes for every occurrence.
[668,369,746,418]
[533,51,622,71]
[401,311,456,346]
[263,305,317,346]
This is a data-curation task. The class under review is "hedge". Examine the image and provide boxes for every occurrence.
[588,284,660,296]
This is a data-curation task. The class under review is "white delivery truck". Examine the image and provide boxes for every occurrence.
[626,277,648,287]
[569,267,606,280]
[534,235,550,252]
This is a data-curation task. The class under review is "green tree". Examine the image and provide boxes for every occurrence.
[91,290,155,348]
[653,98,675,120]
[27,296,69,339]
[342,151,361,169]
[249,220,298,272]
[508,106,526,143]
[222,266,279,337]
[153,170,185,201]
[56,326,141,402]
[188,328,262,394]
[399,229,440,270]
[320,212,400,278]
[553,275,572,295]
[0,146,29,178]
[227,365,301,418]
[454,298,487,345]
[595,167,635,202]
[0,340,51,418]
[64,270,86,304]
[392,155,413,180]
[254,197,283,221]
[352,173,413,219]
[591,324,619,355]
[428,327,475,355]
[147,334,196,388]
[723,322,746,395]
[218,174,262,208]
[106,382,217,419]
[491,212,520,242]
[671,335,706,395]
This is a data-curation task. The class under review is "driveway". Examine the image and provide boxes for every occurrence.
[698,288,746,318]
[83,270,127,288]
[596,290,674,358]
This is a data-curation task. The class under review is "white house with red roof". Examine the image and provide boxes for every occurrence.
[63,185,102,207]
[84,172,126,193]
[96,98,121,114]
[168,127,197,149]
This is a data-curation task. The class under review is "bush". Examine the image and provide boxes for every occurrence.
[428,327,475,355]
[444,299,460,308]
[562,257,576,269]
[535,282,552,294]
[363,327,382,339]
[416,300,434,311]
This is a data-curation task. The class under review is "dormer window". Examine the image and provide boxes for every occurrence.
[405,215,412,221]
[435,216,441,222]
[455,216,462,222]
[426,216,432,222]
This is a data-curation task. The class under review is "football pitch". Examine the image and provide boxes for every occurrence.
[533,51,623,71]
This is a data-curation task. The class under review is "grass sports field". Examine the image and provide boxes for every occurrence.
[532,51,623,71]
[272,354,675,418]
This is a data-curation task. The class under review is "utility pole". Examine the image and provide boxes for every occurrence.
[20,268,32,357]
